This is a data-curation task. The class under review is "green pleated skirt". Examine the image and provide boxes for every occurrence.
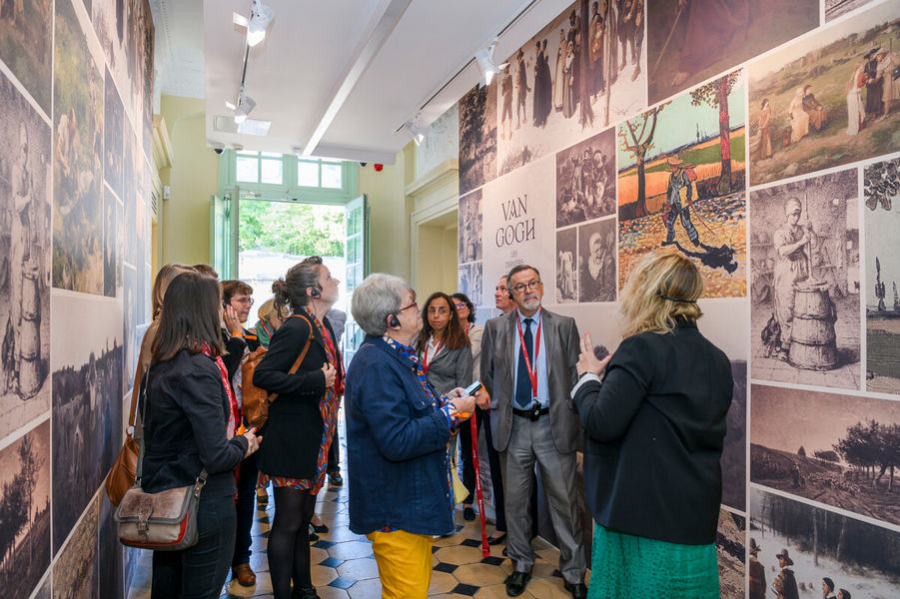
[588,523,720,599]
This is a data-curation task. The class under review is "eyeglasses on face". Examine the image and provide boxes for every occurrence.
[454,301,467,309]
[232,296,254,306]
[512,279,542,294]
[399,301,418,313]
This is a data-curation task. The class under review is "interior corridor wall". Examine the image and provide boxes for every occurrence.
[450,0,900,597]
[0,1,156,597]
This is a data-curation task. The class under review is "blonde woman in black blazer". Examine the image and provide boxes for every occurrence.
[572,252,733,599]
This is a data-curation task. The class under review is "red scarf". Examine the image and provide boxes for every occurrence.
[315,317,345,396]
[201,343,238,439]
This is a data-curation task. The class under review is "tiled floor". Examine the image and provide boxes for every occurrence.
[128,440,577,598]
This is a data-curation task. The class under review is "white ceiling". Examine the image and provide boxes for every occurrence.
[156,0,575,163]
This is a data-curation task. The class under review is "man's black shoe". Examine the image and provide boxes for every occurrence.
[564,581,588,598]
[505,571,531,597]
[328,472,343,487]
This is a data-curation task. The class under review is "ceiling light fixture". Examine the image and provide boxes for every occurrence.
[403,115,426,146]
[234,95,256,124]
[247,0,274,47]
[474,38,508,87]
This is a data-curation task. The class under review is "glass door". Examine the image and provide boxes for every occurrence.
[342,195,369,365]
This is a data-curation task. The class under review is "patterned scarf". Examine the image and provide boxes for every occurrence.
[383,336,455,517]
[315,316,345,396]
[200,343,238,439]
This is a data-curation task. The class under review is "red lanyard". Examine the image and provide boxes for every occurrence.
[470,415,489,557]
[422,338,444,374]
[516,315,541,398]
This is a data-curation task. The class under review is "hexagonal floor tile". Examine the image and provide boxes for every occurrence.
[310,564,339,587]
[474,583,536,598]
[328,540,375,560]
[433,544,487,566]
[347,577,382,598]
[427,570,459,595]
[452,563,507,588]
[336,557,380,581]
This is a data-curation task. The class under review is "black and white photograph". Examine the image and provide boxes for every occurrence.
[751,384,900,528]
[865,157,900,395]
[577,218,616,303]
[0,420,51,599]
[140,0,154,158]
[458,262,484,308]
[53,0,105,295]
[721,360,746,512]
[123,124,137,268]
[98,489,123,599]
[103,186,116,298]
[556,127,616,228]
[716,507,745,599]
[0,71,52,441]
[496,0,647,177]
[556,227,578,303]
[750,486,900,599]
[52,493,98,599]
[459,189,483,264]
[826,0,879,23]
[0,0,53,115]
[103,68,124,201]
[33,574,50,599]
[458,80,498,197]
[749,170,860,389]
[51,293,122,554]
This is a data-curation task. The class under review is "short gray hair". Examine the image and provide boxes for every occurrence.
[351,273,412,336]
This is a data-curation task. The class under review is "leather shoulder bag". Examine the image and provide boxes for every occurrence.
[115,367,208,551]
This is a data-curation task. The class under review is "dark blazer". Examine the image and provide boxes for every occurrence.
[481,308,581,454]
[573,320,733,545]
[253,310,339,479]
[345,335,454,536]
[421,345,473,396]
[141,349,248,497]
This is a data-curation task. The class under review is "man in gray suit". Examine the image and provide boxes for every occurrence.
[481,265,586,598]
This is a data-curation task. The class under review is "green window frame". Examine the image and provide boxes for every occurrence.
[219,151,358,204]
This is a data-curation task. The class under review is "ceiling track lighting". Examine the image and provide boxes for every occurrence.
[234,94,256,124]
[403,114,426,146]
[474,37,508,88]
[247,0,274,47]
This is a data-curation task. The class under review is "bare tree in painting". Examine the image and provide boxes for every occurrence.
[689,71,741,197]
[578,0,594,129]
[618,104,667,218]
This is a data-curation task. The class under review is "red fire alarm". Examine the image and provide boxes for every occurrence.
[374,164,383,172]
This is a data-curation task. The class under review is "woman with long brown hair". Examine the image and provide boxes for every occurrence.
[572,252,733,599]
[143,271,261,599]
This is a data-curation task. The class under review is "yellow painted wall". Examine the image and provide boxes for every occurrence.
[360,146,413,280]
[159,95,218,267]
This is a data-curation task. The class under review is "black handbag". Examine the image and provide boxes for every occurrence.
[114,368,208,551]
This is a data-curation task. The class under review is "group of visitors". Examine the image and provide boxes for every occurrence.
[134,250,734,599]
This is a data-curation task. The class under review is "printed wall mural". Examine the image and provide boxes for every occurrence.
[455,1,900,597]
[0,0,154,597]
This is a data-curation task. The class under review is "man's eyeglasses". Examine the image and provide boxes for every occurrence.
[512,280,542,294]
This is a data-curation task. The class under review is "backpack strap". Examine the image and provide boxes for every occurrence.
[265,313,316,405]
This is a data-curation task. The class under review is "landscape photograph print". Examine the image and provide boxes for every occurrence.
[0,71,52,441]
[0,0,53,115]
[496,0,647,177]
[716,507,745,599]
[749,1,900,185]
[646,0,819,105]
[53,0,105,295]
[749,170,860,389]
[458,81,498,197]
[751,384,900,528]
[0,420,50,599]
[750,487,900,599]
[864,156,900,395]
[617,70,747,298]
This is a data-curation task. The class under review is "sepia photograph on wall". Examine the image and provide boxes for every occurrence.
[751,384,900,528]
[0,420,50,599]
[458,81,499,197]
[748,1,900,186]
[749,169,860,389]
[864,156,900,395]
[576,217,616,303]
[52,493,98,599]
[750,486,900,599]
[716,507,745,599]
[617,70,747,298]
[556,126,617,228]
[0,71,52,442]
[459,189,484,265]
[103,68,125,202]
[53,0,105,295]
[556,226,579,303]
[496,0,647,177]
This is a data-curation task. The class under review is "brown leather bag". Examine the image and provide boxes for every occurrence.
[105,344,145,506]
[241,314,314,428]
